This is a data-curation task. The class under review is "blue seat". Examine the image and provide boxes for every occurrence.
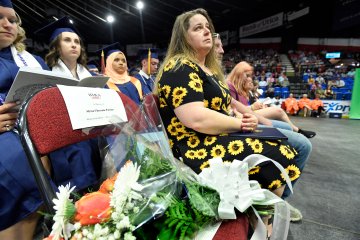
[281,87,289,92]
[343,92,352,100]
[334,92,343,100]
[282,91,290,99]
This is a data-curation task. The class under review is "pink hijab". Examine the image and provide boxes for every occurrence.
[105,51,129,83]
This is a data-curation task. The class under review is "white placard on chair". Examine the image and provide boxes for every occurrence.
[58,85,128,130]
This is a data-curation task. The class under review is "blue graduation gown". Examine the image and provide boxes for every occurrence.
[105,81,142,105]
[134,72,153,96]
[0,47,100,230]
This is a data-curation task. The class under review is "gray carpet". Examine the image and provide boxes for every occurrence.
[287,116,360,240]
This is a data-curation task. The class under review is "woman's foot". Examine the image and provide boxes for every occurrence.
[298,129,316,138]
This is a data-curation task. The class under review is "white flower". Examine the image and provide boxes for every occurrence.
[111,161,144,219]
[93,224,102,236]
[50,183,76,240]
[82,228,89,236]
[101,226,109,235]
[133,207,140,213]
[114,230,121,239]
[87,232,94,239]
[124,232,136,240]
[74,222,82,231]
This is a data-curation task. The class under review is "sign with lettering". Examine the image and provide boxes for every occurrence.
[239,13,283,38]
[58,85,128,129]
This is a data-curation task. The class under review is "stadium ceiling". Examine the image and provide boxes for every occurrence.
[13,0,358,47]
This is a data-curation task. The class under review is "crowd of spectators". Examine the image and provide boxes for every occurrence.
[222,48,283,74]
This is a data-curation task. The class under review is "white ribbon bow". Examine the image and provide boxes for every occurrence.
[197,155,291,240]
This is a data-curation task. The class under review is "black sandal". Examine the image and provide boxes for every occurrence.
[298,129,316,138]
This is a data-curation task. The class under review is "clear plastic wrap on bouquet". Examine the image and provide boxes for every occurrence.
[100,94,182,229]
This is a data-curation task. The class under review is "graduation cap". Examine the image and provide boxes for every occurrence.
[96,42,122,60]
[95,42,122,74]
[0,0,13,8]
[138,48,159,61]
[34,16,79,43]
[138,48,159,75]
[87,60,99,70]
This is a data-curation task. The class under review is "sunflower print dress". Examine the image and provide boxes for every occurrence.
[157,58,301,190]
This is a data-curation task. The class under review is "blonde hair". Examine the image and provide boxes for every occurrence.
[226,61,253,99]
[155,8,223,93]
[13,12,26,52]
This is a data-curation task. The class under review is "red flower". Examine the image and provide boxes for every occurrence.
[99,173,119,193]
[74,192,111,225]
[43,236,64,240]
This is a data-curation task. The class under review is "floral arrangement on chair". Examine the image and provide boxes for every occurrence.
[43,98,292,240]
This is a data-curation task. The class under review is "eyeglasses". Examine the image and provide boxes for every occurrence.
[212,33,220,39]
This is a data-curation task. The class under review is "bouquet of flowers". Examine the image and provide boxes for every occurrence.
[43,96,292,240]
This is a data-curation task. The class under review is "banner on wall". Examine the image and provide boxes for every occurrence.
[323,100,351,116]
[239,12,283,38]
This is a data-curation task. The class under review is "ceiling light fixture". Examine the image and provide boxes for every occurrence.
[136,1,144,10]
[107,15,115,23]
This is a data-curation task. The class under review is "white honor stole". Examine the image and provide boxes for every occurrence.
[10,45,42,68]
[52,59,92,80]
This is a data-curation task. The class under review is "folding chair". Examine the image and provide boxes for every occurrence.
[17,86,142,233]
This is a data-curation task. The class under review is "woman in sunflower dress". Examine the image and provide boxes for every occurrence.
[155,8,301,196]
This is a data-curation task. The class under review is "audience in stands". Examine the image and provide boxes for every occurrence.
[280,73,290,87]
[227,61,316,138]
[324,85,334,99]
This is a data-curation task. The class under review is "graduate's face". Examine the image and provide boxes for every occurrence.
[59,32,81,62]
[142,58,159,75]
[0,7,18,49]
[186,14,212,58]
[112,53,127,74]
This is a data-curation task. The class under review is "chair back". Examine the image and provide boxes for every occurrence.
[17,87,141,216]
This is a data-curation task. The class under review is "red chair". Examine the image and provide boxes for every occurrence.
[17,87,142,232]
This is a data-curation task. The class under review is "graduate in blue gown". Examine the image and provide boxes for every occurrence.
[99,43,143,105]
[35,16,96,79]
[134,48,160,95]
[0,2,100,238]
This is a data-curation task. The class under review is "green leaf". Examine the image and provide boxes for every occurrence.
[185,182,220,217]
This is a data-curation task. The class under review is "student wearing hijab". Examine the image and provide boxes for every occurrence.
[100,43,143,105]
[35,16,94,80]
[0,4,100,238]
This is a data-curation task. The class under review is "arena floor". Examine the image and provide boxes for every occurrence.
[287,116,360,240]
